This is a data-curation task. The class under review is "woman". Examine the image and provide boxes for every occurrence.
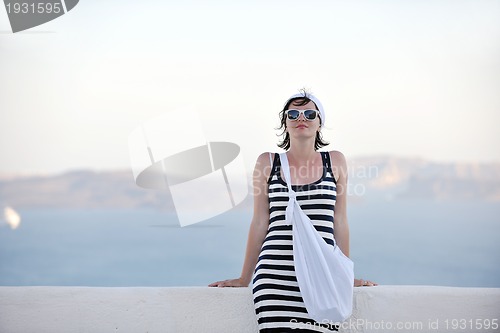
[209,90,376,332]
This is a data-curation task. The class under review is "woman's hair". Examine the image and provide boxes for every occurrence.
[277,90,330,150]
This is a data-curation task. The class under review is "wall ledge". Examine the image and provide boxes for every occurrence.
[1,285,499,333]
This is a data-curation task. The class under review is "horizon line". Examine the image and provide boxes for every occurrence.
[1,153,500,180]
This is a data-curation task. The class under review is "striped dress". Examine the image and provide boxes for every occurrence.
[252,151,339,332]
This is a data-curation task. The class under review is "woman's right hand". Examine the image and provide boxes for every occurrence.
[208,277,248,288]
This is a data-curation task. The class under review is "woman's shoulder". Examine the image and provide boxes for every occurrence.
[325,150,347,168]
[255,152,276,169]
[254,152,276,181]
[256,151,274,161]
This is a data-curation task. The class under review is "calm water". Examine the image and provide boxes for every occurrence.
[1,200,499,287]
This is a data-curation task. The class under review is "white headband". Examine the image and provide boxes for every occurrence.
[284,93,325,127]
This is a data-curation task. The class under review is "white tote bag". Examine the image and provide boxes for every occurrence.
[280,153,354,323]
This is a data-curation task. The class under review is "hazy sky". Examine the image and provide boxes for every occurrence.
[1,0,499,175]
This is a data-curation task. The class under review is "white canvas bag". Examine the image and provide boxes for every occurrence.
[279,152,354,323]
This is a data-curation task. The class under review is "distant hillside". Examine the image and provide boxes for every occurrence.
[0,156,499,210]
[349,156,500,202]
[0,170,176,210]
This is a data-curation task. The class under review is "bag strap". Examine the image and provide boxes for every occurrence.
[279,153,293,192]
[279,153,297,225]
[279,153,335,246]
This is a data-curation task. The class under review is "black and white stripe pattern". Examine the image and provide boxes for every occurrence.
[252,152,339,332]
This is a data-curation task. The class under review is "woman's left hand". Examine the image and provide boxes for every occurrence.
[354,278,378,287]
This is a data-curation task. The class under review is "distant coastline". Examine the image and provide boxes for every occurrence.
[1,155,499,210]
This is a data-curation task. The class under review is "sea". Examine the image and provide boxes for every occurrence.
[1,199,499,288]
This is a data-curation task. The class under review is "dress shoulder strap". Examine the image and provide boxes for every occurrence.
[323,151,337,184]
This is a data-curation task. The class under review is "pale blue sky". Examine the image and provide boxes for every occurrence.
[0,0,499,175]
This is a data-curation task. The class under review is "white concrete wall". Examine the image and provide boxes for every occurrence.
[0,286,499,333]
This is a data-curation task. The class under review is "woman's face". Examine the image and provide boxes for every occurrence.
[285,100,321,139]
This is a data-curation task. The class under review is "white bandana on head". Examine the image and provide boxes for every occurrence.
[284,92,325,127]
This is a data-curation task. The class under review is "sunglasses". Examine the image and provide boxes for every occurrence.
[285,109,319,121]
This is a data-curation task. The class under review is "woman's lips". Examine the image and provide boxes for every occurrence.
[296,125,307,129]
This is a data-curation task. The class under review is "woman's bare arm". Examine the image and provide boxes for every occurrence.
[331,151,377,287]
[208,152,271,287]
[330,150,350,257]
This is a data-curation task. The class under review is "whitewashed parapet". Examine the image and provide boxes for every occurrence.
[0,286,499,333]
